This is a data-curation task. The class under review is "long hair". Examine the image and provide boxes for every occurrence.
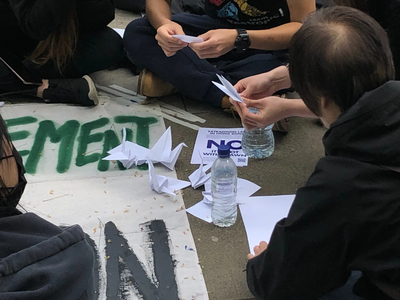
[0,115,18,207]
[29,1,79,74]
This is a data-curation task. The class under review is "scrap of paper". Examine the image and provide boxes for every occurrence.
[212,74,244,104]
[148,161,190,197]
[186,178,261,223]
[239,195,295,254]
[173,34,204,43]
[191,128,248,167]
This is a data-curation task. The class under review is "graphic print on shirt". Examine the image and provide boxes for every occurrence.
[218,2,240,20]
[206,0,289,28]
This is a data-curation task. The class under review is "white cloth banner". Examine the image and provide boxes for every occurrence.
[1,98,208,300]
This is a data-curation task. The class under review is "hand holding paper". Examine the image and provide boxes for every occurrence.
[212,74,245,104]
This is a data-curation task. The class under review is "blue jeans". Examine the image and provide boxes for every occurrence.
[319,271,365,300]
[123,14,289,107]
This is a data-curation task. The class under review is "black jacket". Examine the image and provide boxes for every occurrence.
[0,0,115,57]
[246,81,400,300]
[0,209,95,299]
[369,0,400,80]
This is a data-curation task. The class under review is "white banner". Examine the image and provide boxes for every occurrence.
[1,98,208,300]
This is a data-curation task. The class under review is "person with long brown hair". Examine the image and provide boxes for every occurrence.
[0,0,125,106]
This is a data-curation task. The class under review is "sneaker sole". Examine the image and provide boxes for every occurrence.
[83,75,99,106]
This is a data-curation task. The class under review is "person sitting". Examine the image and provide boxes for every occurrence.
[0,0,125,106]
[123,0,315,108]
[232,6,400,299]
[0,114,96,299]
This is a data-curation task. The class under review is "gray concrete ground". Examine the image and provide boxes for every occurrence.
[4,9,326,300]
[106,10,326,299]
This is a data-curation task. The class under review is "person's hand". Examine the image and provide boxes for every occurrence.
[234,66,291,99]
[231,96,291,130]
[156,22,188,57]
[247,241,268,260]
[189,29,237,59]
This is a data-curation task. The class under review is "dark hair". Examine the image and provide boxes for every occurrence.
[289,6,395,116]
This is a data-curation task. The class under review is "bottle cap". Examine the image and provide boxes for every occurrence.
[218,144,230,158]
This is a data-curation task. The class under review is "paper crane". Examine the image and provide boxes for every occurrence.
[148,161,190,197]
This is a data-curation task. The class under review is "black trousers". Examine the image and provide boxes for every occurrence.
[0,27,124,94]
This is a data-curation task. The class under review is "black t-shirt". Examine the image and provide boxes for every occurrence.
[204,0,290,29]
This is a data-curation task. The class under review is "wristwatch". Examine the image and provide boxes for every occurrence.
[234,29,251,53]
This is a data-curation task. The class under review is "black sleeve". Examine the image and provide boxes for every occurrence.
[8,0,73,41]
[76,0,115,34]
[246,158,355,300]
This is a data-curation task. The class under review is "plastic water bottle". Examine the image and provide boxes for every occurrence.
[241,107,275,159]
[211,144,237,227]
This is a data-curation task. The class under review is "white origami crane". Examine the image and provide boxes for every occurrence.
[103,128,149,169]
[103,126,186,170]
[212,74,245,104]
[148,161,190,197]
[146,127,187,170]
[188,156,212,189]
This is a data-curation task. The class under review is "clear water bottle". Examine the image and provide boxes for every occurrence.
[241,107,275,159]
[211,144,237,227]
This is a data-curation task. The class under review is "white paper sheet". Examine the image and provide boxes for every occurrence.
[191,128,248,167]
[239,195,295,254]
[172,34,204,43]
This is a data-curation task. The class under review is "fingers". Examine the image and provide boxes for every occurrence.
[247,253,255,260]
[254,241,268,256]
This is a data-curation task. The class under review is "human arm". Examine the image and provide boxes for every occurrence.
[232,97,317,130]
[146,0,187,57]
[8,0,74,40]
[234,65,291,99]
[189,0,315,59]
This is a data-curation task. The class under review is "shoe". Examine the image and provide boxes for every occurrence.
[272,117,290,132]
[43,75,99,106]
[137,69,176,97]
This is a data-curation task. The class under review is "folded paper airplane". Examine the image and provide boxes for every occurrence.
[103,127,186,170]
[188,156,212,189]
[212,74,245,104]
[148,161,190,197]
